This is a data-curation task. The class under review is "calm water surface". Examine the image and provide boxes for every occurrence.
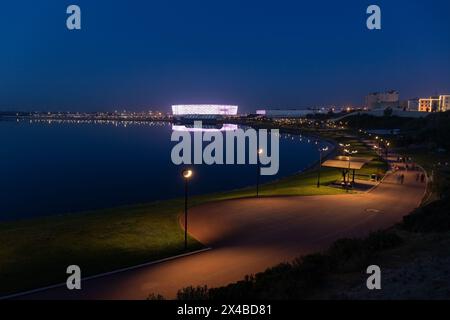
[0,120,327,221]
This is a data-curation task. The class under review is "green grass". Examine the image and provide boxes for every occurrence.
[0,200,200,296]
[0,131,386,296]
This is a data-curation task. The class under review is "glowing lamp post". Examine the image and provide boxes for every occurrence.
[256,148,263,197]
[182,169,193,251]
[344,149,358,192]
[317,146,329,188]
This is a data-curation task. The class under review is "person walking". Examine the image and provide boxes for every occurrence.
[416,173,420,182]
[401,174,405,185]
[421,173,426,183]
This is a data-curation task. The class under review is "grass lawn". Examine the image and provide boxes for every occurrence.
[0,131,385,296]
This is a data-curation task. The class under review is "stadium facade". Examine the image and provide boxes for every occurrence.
[172,104,238,119]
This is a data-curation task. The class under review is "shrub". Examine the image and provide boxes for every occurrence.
[402,198,450,233]
[177,285,209,300]
[147,293,165,300]
[364,230,403,251]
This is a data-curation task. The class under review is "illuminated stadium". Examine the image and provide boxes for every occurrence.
[172,104,238,121]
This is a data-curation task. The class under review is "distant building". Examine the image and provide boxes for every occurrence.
[407,98,420,111]
[419,97,439,112]
[365,90,400,110]
[255,109,315,118]
[416,95,450,113]
[399,100,408,110]
[439,95,450,112]
[171,104,238,121]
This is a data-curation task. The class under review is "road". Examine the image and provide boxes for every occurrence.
[21,156,426,300]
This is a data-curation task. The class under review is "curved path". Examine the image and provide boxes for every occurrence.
[21,157,426,300]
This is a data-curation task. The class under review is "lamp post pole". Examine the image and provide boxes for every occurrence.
[340,143,351,190]
[256,148,263,197]
[182,169,193,251]
[317,150,322,188]
[347,156,351,192]
[317,146,328,188]
[184,177,188,250]
[343,148,358,192]
[376,137,382,159]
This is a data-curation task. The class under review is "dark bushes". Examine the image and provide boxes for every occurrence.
[402,198,450,233]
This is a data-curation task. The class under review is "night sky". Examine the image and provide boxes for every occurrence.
[1,0,450,113]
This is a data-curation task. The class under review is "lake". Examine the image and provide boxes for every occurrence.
[0,120,327,221]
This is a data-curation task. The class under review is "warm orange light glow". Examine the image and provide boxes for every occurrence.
[182,169,193,179]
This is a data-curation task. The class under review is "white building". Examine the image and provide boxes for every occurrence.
[172,104,238,116]
[407,98,420,111]
[439,95,450,112]
[171,104,238,120]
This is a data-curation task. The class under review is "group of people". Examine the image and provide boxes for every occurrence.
[416,172,426,183]
[396,173,405,185]
[394,156,426,185]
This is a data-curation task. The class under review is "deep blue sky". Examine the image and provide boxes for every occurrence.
[1,0,450,113]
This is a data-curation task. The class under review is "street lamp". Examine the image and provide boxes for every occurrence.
[344,149,358,192]
[317,146,329,188]
[256,148,263,197]
[182,169,193,251]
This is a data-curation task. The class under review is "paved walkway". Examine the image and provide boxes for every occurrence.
[21,154,426,299]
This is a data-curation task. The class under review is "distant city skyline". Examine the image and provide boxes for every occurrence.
[1,0,450,113]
